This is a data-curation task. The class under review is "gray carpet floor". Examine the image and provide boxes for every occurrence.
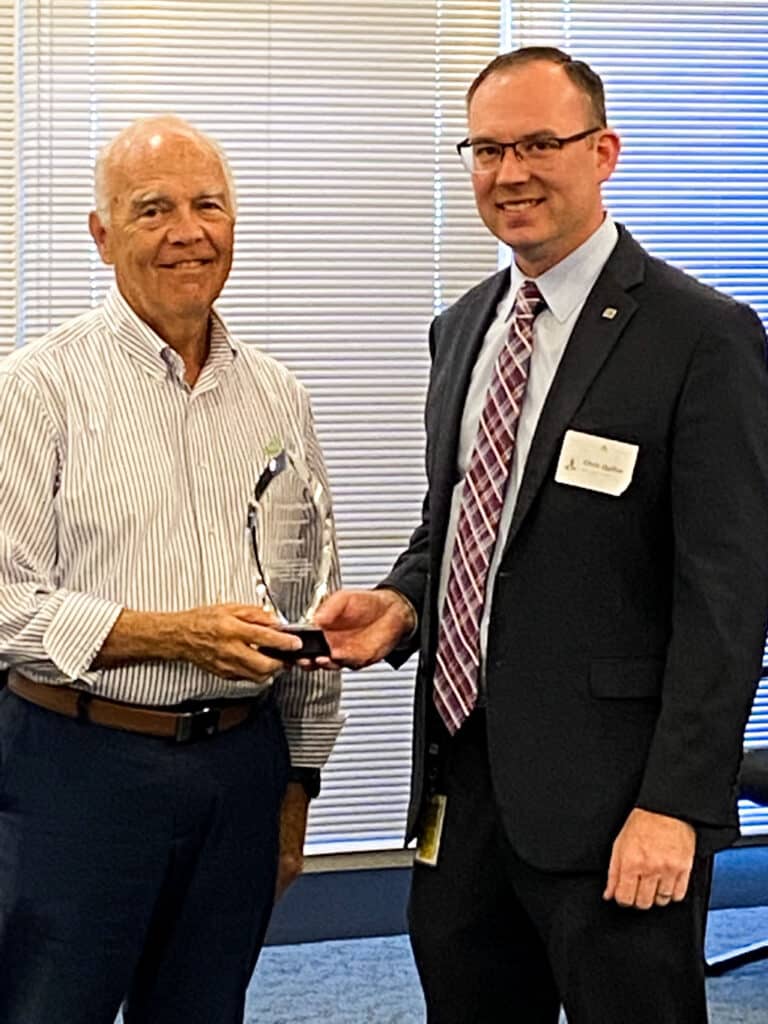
[246,906,768,1023]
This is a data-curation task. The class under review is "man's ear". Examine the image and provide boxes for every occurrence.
[88,211,113,265]
[595,128,621,186]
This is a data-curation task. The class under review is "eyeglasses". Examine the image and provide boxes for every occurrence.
[456,127,602,174]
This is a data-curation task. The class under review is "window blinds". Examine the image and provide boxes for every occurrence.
[11,0,502,853]
[0,3,15,352]
[4,0,767,848]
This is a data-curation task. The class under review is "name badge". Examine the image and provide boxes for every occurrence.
[555,429,639,497]
[414,794,447,868]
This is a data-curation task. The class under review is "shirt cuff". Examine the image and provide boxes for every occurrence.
[287,766,322,799]
[43,592,123,682]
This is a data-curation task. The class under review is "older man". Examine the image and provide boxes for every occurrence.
[315,47,768,1023]
[0,116,342,1024]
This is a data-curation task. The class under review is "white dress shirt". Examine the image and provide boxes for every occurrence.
[0,286,344,766]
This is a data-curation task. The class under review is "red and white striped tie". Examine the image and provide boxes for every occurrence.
[433,280,544,734]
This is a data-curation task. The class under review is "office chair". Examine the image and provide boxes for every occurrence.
[705,747,768,976]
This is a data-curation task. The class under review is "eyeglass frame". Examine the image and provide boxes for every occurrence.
[456,126,603,173]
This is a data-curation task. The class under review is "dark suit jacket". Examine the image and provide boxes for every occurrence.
[383,225,768,872]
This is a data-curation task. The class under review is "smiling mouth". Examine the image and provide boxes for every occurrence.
[496,198,544,211]
[160,259,212,269]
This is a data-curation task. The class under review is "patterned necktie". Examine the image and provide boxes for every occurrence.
[433,280,544,734]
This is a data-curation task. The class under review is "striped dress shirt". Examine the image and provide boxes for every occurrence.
[0,286,344,767]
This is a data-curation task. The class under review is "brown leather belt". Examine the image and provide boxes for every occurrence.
[7,672,262,743]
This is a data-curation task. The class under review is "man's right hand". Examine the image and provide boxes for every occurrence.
[96,603,302,683]
[312,588,416,669]
[175,604,302,682]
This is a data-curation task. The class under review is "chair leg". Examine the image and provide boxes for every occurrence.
[705,941,768,976]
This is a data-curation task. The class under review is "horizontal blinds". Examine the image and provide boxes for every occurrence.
[0,2,15,356]
[14,0,768,849]
[510,0,768,836]
[17,0,501,853]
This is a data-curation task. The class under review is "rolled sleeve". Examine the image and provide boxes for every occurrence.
[44,592,123,682]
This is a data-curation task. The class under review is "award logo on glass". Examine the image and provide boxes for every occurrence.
[247,448,333,659]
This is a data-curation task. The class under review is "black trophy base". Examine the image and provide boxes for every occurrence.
[261,625,331,662]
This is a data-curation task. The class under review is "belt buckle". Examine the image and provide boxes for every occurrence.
[175,705,220,743]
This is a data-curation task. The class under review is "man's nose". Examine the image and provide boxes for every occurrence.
[167,206,205,243]
[494,147,532,185]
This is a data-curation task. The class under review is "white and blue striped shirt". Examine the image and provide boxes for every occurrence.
[0,286,344,767]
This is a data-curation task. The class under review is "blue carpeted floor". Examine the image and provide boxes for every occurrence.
[246,906,768,1023]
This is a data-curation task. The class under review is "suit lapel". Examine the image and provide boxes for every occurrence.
[504,228,646,550]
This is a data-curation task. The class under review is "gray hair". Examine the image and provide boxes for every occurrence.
[93,114,238,224]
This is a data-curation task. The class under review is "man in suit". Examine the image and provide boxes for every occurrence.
[313,47,768,1022]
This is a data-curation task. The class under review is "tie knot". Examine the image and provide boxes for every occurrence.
[515,280,545,317]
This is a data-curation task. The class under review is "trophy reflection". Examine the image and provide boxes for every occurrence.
[247,449,333,659]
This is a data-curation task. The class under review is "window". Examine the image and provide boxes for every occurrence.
[4,0,766,849]
[7,0,502,853]
[0,1,14,350]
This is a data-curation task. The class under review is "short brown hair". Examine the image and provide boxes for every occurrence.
[466,47,607,127]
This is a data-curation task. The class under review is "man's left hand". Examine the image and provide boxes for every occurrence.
[275,782,310,901]
[603,807,696,910]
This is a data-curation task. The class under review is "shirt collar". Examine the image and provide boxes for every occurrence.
[505,214,619,324]
[102,284,238,380]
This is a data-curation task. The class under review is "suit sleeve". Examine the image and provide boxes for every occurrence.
[636,303,768,831]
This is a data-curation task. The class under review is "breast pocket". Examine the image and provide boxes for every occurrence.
[566,410,668,452]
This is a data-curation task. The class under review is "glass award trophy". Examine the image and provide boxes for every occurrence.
[247,448,333,659]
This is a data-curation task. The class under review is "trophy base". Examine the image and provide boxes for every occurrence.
[262,625,331,662]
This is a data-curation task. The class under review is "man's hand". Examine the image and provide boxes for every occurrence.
[311,588,416,669]
[96,603,302,682]
[603,807,696,910]
[177,604,301,681]
[275,782,310,901]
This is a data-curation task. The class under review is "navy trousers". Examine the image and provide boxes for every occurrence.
[409,711,710,1024]
[0,687,289,1024]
